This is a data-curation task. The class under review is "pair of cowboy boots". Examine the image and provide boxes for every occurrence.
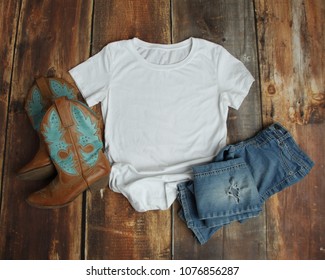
[18,77,111,209]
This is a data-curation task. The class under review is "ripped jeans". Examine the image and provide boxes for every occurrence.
[177,123,314,244]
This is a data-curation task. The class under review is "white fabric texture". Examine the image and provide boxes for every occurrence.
[69,37,255,212]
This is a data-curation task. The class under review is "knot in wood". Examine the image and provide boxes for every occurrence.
[267,84,276,95]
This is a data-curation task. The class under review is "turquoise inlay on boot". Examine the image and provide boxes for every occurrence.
[27,87,45,131]
[18,77,78,181]
[71,105,103,167]
[49,79,75,99]
[43,109,77,175]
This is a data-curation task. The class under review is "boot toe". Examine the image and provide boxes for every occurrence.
[26,189,51,208]
[17,163,56,181]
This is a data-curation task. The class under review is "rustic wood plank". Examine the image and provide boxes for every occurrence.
[255,0,325,259]
[0,0,92,259]
[0,0,20,208]
[84,0,172,260]
[172,0,264,259]
[219,0,265,260]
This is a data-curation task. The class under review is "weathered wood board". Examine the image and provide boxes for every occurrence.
[0,0,93,259]
[84,0,172,260]
[172,0,264,259]
[255,0,325,259]
[0,0,20,203]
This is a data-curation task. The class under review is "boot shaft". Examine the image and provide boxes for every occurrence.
[25,77,77,131]
[40,97,105,182]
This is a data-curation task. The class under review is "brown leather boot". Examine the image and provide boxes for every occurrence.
[17,77,78,180]
[26,97,110,208]
[17,139,55,180]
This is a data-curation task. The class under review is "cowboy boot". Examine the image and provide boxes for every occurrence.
[17,77,78,180]
[26,97,111,208]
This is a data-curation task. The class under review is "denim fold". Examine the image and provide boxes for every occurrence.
[177,123,314,244]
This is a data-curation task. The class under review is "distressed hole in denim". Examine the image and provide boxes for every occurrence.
[226,177,240,203]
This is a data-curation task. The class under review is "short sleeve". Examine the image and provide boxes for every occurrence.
[216,46,255,110]
[69,44,111,107]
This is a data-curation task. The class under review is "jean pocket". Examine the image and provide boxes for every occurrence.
[193,157,261,219]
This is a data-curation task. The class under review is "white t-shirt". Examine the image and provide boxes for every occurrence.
[69,37,254,212]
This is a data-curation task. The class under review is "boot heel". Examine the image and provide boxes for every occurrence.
[89,175,109,192]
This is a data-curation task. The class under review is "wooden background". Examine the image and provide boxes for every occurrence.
[0,0,324,260]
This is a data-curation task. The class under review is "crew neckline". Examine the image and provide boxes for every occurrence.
[128,37,196,70]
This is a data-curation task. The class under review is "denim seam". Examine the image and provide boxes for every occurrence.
[189,226,206,244]
[178,187,194,227]
[273,133,291,143]
[255,135,272,147]
[259,165,312,201]
[180,185,207,244]
[282,140,312,171]
[259,174,292,201]
[260,129,290,147]
[278,149,292,174]
[290,133,312,162]
[230,124,290,152]
[196,210,262,229]
[200,205,262,219]
[230,138,262,152]
[194,163,246,178]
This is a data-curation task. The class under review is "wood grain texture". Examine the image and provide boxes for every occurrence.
[255,0,325,259]
[218,0,265,260]
[172,0,264,259]
[0,0,21,203]
[256,0,324,127]
[85,0,172,260]
[0,0,92,259]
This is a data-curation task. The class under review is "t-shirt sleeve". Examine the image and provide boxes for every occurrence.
[215,46,255,110]
[69,44,111,107]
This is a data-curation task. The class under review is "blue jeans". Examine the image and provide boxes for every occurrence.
[177,123,314,244]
